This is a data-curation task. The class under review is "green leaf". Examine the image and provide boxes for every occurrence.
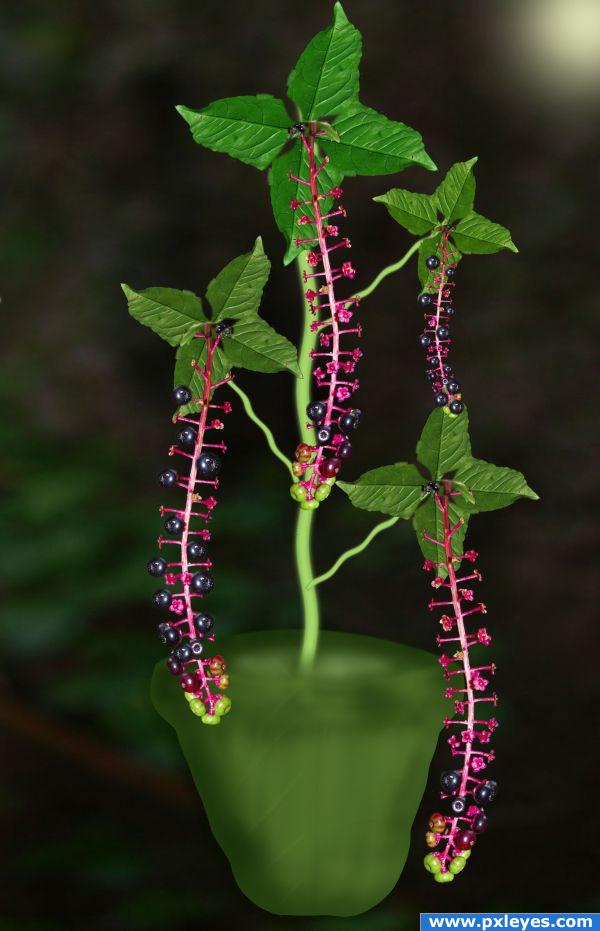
[417,234,462,289]
[454,457,538,513]
[206,237,271,321]
[287,2,362,120]
[176,95,290,171]
[174,339,230,414]
[152,628,445,916]
[320,102,437,176]
[373,188,439,235]
[435,158,478,223]
[122,284,205,347]
[222,311,301,375]
[268,145,344,265]
[338,463,424,517]
[412,497,469,577]
[452,211,518,255]
[416,407,471,481]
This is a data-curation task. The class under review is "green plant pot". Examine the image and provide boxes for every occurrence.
[152,628,445,917]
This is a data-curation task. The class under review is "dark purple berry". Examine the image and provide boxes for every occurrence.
[418,293,432,308]
[194,612,214,634]
[191,571,214,595]
[473,812,488,833]
[445,305,455,317]
[419,333,431,348]
[164,516,184,536]
[445,267,456,280]
[437,325,449,340]
[176,426,197,449]
[338,442,352,460]
[434,393,448,407]
[447,380,460,394]
[147,557,167,577]
[473,781,497,806]
[350,409,362,424]
[307,401,327,423]
[167,656,183,676]
[173,385,192,406]
[215,318,235,336]
[153,589,172,609]
[449,399,464,415]
[427,356,440,369]
[443,364,453,375]
[158,469,178,488]
[197,451,221,479]
[316,426,332,446]
[440,770,461,793]
[158,622,180,646]
[426,255,440,270]
[187,540,206,561]
[426,371,437,383]
[175,642,194,663]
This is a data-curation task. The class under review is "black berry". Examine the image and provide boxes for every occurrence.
[445,305,455,317]
[339,413,357,433]
[307,401,327,423]
[187,540,206,561]
[175,642,194,663]
[449,399,464,415]
[167,656,183,676]
[158,622,181,646]
[434,393,448,407]
[176,426,197,449]
[426,371,437,383]
[194,612,214,634]
[447,380,460,394]
[473,781,497,806]
[419,334,431,348]
[418,293,432,308]
[316,426,332,446]
[197,451,221,479]
[191,571,214,595]
[189,640,204,657]
[215,318,235,336]
[450,796,468,816]
[443,364,453,375]
[153,589,172,609]
[473,812,489,833]
[426,255,440,270]
[164,516,184,536]
[437,325,449,340]
[158,469,178,488]
[427,356,439,369]
[440,770,461,793]
[173,385,192,406]
[147,557,167,577]
[445,267,456,280]
[338,442,352,460]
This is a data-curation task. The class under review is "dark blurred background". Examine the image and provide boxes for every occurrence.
[1,0,599,928]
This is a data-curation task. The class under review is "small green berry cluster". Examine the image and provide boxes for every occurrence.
[424,848,471,883]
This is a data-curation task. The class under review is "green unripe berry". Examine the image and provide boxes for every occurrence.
[434,870,454,883]
[184,691,195,702]
[315,483,331,501]
[214,696,231,716]
[424,853,441,874]
[323,476,337,486]
[449,856,467,874]
[290,483,307,501]
[459,848,471,860]
[300,498,319,510]
[189,699,206,716]
[201,713,221,726]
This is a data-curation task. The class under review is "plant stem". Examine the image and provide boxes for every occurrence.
[354,236,429,301]
[309,515,399,589]
[228,380,293,476]
[295,251,320,672]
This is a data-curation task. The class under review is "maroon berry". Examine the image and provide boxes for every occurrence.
[454,830,476,851]
[179,672,200,693]
[320,458,341,478]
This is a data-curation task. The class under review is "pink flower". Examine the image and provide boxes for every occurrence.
[471,673,488,691]
[222,402,232,414]
[439,654,452,669]
[304,289,317,301]
[352,348,363,361]
[290,198,300,210]
[461,730,476,743]
[477,628,492,645]
[336,308,353,323]
[488,717,499,731]
[298,214,311,225]
[423,560,434,571]
[440,615,454,632]
[431,576,444,589]
[204,496,217,510]
[307,251,320,267]
[330,187,343,200]
[170,599,185,616]
[464,550,478,563]
[326,361,338,374]
[319,333,331,347]
[326,224,339,236]
[455,700,465,714]
[448,735,461,751]
[478,730,491,744]
[310,322,320,332]
[336,386,351,401]
[460,588,474,601]
[340,361,355,373]
[471,757,487,773]
[341,261,356,279]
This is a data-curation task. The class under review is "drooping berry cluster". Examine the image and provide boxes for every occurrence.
[418,229,464,414]
[150,326,232,725]
[421,484,497,881]
[288,126,363,509]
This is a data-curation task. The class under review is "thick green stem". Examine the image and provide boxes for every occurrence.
[295,252,320,672]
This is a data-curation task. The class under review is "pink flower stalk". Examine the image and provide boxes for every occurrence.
[154,326,232,724]
[290,129,363,503]
[423,486,498,876]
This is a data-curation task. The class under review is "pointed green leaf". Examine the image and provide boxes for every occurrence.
[452,211,518,255]
[373,188,439,235]
[320,102,437,176]
[338,463,425,517]
[435,158,478,223]
[418,234,462,289]
[287,2,362,120]
[412,497,469,578]
[174,339,231,414]
[454,457,538,513]
[206,238,271,321]
[122,284,205,347]
[176,95,290,171]
[268,145,344,265]
[222,312,301,376]
[416,407,471,481]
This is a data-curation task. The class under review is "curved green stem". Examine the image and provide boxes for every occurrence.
[228,380,293,477]
[295,252,320,672]
[354,236,429,301]
[309,515,399,589]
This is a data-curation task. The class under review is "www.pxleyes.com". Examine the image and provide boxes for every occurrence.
[420,915,598,930]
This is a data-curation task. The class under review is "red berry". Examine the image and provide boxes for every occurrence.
[454,830,476,851]
[179,672,200,693]
[320,458,341,478]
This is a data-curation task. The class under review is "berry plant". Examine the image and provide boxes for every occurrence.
[125,2,537,891]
